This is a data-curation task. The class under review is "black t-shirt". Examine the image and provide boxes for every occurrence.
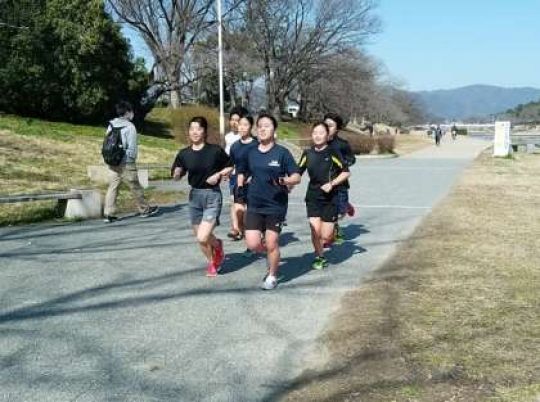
[298,146,348,201]
[236,143,299,217]
[171,143,231,189]
[230,136,258,170]
[328,134,355,188]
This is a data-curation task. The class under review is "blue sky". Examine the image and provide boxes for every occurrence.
[125,0,540,92]
[368,0,540,90]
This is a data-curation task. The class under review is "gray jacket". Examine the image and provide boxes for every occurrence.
[108,117,138,163]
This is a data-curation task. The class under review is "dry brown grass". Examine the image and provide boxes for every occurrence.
[0,128,179,225]
[394,134,433,155]
[282,151,540,402]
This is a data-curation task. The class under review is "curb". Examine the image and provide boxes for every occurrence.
[355,153,399,160]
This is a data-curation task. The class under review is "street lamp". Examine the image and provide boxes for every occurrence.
[217,0,225,139]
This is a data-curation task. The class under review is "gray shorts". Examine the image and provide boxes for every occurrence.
[189,188,223,226]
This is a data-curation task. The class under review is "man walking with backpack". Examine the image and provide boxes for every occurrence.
[102,101,159,223]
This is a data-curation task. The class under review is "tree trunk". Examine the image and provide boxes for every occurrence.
[265,70,276,114]
[228,80,236,108]
[170,89,181,109]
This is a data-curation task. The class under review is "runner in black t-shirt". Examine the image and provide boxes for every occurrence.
[236,113,301,290]
[324,112,356,244]
[171,117,233,277]
[229,115,258,241]
[298,122,351,270]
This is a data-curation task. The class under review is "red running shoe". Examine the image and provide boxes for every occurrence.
[206,262,218,277]
[346,202,356,217]
[212,239,225,268]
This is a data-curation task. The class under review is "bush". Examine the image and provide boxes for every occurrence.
[0,0,147,123]
[341,132,375,154]
[376,135,396,154]
[170,105,221,145]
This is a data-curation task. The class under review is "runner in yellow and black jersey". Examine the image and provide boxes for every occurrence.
[298,122,351,270]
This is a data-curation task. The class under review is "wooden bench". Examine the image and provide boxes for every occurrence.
[0,192,82,204]
[0,189,102,219]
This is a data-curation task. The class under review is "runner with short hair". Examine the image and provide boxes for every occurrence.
[225,106,249,240]
[171,116,233,277]
[229,115,257,241]
[324,112,356,244]
[298,122,351,269]
[236,112,301,290]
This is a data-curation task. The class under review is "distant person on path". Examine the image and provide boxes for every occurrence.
[171,117,233,277]
[298,122,351,270]
[224,106,249,240]
[236,113,301,290]
[451,124,458,140]
[435,124,443,146]
[324,112,356,244]
[103,101,159,223]
[229,115,258,243]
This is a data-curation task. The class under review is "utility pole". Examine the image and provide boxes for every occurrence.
[217,0,225,140]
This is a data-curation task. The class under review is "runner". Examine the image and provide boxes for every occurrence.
[224,106,249,240]
[171,116,233,277]
[298,122,351,269]
[324,112,356,244]
[229,115,258,242]
[236,112,301,290]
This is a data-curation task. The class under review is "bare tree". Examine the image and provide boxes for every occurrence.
[241,0,380,118]
[297,48,378,121]
[107,0,242,108]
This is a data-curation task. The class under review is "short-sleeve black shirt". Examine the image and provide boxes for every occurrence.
[298,146,349,201]
[171,143,231,189]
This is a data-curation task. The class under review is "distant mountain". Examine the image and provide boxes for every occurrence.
[412,85,540,121]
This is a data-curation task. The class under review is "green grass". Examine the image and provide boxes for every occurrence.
[0,113,182,226]
[277,121,310,140]
[0,114,178,150]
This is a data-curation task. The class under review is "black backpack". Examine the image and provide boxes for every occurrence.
[102,124,126,166]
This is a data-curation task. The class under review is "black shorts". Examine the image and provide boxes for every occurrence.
[232,184,248,204]
[306,200,338,223]
[245,211,284,233]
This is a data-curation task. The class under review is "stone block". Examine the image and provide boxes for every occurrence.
[64,189,103,219]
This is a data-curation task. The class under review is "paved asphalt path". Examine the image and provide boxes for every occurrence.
[0,136,489,401]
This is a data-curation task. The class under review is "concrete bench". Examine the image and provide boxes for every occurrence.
[0,189,102,219]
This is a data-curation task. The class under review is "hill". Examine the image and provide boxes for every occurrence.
[412,85,540,121]
[497,99,540,123]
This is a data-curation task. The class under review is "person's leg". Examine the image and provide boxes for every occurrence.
[334,190,347,244]
[234,203,246,235]
[123,163,150,213]
[104,165,122,217]
[264,229,280,278]
[229,197,239,236]
[228,176,239,237]
[244,211,266,253]
[192,224,212,262]
[309,217,323,256]
[321,222,336,247]
[245,230,265,253]
[195,220,218,261]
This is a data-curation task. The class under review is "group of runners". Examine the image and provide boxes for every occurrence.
[171,108,357,290]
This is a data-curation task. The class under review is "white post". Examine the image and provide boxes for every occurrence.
[493,121,512,157]
[217,0,225,139]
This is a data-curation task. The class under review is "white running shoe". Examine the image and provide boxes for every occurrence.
[262,274,278,290]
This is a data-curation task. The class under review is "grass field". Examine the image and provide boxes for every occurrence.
[394,133,433,155]
[282,151,540,402]
[0,114,181,226]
